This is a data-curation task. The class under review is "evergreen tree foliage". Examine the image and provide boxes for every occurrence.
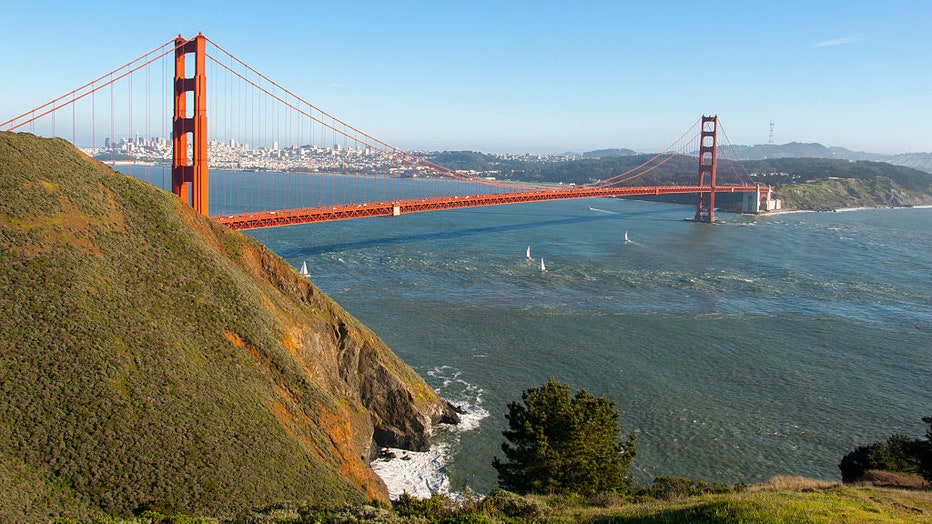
[920,416,932,482]
[838,422,932,483]
[492,378,636,495]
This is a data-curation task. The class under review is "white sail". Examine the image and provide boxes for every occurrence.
[540,257,546,272]
[526,245,532,260]
[624,230,630,243]
[299,260,310,277]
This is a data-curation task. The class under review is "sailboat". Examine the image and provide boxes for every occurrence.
[526,245,533,261]
[540,257,547,272]
[299,260,310,278]
[624,230,631,243]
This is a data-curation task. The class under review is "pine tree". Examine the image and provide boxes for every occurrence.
[920,416,932,482]
[492,378,637,495]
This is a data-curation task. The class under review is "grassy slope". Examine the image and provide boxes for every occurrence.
[777,177,932,211]
[551,484,932,523]
[0,132,446,522]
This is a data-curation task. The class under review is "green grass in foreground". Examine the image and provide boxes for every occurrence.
[52,478,932,523]
[578,486,931,523]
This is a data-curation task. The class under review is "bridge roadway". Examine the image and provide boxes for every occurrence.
[213,184,759,231]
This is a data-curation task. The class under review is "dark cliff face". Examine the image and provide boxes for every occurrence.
[0,132,457,522]
[245,233,461,455]
[348,328,461,451]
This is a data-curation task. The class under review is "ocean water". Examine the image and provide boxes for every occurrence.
[123,167,932,496]
[248,197,932,496]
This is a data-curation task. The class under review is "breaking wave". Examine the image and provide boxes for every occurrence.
[370,366,489,499]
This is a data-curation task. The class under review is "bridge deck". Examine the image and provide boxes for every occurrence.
[213,184,758,230]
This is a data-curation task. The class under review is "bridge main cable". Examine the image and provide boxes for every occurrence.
[202,36,542,193]
[1,39,181,132]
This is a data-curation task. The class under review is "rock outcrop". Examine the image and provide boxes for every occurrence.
[236,227,461,455]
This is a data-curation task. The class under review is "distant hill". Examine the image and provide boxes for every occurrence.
[0,132,458,522]
[742,157,932,210]
[573,142,932,174]
[727,142,839,160]
[582,148,638,159]
[424,150,499,171]
[726,142,932,174]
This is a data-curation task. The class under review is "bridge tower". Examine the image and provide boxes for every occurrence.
[694,115,718,223]
[172,33,209,215]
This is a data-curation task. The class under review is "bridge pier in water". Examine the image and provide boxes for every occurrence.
[743,185,782,214]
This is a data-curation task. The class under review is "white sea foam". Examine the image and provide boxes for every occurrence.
[833,206,875,212]
[371,366,490,500]
[370,444,453,499]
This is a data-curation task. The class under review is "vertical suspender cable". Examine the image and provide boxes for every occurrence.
[128,72,134,177]
[229,52,234,212]
[110,73,114,165]
[160,47,165,190]
[145,58,150,182]
[343,124,347,204]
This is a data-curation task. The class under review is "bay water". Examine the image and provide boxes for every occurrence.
[127,167,932,496]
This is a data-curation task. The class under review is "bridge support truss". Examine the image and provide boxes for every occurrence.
[694,115,718,223]
[172,33,209,215]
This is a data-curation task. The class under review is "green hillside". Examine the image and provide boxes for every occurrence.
[745,158,932,210]
[0,132,457,522]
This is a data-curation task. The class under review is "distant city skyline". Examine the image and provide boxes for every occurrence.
[2,0,930,155]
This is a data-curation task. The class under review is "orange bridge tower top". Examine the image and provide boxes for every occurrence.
[171,33,208,216]
[694,115,719,223]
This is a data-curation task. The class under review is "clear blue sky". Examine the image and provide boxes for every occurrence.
[1,0,929,154]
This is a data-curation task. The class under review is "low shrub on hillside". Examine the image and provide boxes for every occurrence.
[393,493,461,521]
[839,416,932,484]
[480,489,548,520]
[631,476,740,502]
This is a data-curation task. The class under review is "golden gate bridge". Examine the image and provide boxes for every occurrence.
[2,33,767,230]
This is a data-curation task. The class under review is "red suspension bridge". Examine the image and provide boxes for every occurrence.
[2,33,768,230]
